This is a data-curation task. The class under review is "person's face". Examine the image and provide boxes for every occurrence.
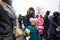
[29,10,34,15]
[30,21,36,26]
[57,15,60,19]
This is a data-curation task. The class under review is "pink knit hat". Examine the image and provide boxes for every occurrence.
[29,18,37,22]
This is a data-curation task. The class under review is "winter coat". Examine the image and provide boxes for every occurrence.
[23,14,34,28]
[0,2,16,35]
[18,16,23,29]
[27,25,41,40]
[50,16,59,35]
[36,17,44,34]
[44,15,50,30]
[56,18,60,38]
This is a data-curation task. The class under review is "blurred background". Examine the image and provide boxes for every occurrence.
[12,0,60,40]
[12,0,60,16]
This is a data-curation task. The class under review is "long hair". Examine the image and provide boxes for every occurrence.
[27,7,35,16]
[28,7,35,12]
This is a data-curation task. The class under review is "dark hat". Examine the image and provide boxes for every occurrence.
[53,11,59,17]
[46,11,50,15]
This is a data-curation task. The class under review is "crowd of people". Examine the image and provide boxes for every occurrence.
[0,0,60,40]
[18,7,60,40]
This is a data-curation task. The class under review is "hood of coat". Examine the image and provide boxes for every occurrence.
[2,0,12,6]
[53,11,59,18]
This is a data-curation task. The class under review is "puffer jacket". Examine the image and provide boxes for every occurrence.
[27,25,41,40]
[36,15,44,34]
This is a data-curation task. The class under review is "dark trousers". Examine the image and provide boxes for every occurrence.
[43,29,48,38]
[40,35,42,40]
[50,34,57,40]
[56,37,60,40]
[0,34,15,40]
[19,23,22,29]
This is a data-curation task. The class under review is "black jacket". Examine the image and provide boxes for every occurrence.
[0,2,16,35]
[23,14,34,28]
[50,16,59,34]
[18,16,23,29]
[44,15,50,30]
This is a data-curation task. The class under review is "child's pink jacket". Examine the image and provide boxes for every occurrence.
[36,17,44,34]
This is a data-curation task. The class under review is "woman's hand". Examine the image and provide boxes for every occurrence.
[56,26,60,31]
[35,25,38,30]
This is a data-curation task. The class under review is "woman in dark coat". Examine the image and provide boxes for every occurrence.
[23,7,35,28]
[50,11,60,40]
[43,11,50,39]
